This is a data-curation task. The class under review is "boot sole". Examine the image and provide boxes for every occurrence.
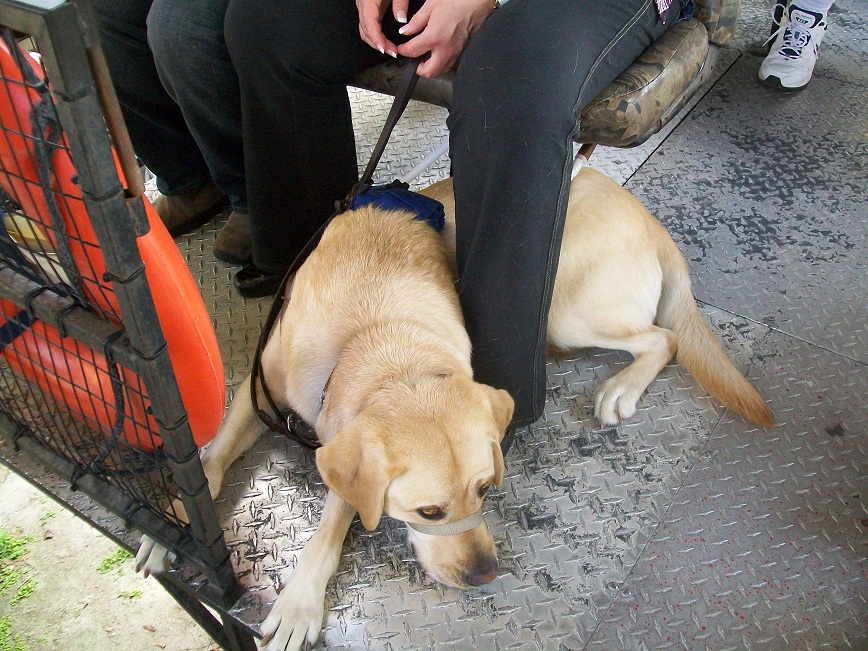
[213,248,252,266]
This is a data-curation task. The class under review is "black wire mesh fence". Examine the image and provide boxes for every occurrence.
[0,25,188,529]
[0,2,253,646]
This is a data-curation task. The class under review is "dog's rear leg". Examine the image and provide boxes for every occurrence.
[136,374,265,576]
[590,327,677,425]
[198,374,264,495]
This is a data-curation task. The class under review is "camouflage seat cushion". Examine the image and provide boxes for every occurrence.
[350,1,739,148]
[577,18,710,147]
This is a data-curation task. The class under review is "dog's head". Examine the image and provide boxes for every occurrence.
[316,373,513,588]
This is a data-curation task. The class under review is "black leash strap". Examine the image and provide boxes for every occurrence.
[250,58,421,449]
[350,59,420,203]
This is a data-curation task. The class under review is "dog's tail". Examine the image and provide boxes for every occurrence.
[655,234,775,428]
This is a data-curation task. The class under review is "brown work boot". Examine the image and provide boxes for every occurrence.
[213,210,252,265]
[152,181,228,237]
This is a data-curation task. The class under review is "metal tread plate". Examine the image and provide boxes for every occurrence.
[211,317,766,648]
[589,329,867,650]
[4,0,859,646]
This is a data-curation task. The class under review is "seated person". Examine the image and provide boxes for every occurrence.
[103,0,686,438]
[94,0,249,264]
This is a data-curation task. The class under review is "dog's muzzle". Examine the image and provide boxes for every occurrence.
[406,507,484,536]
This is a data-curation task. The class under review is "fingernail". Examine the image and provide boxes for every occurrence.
[398,26,406,35]
[396,11,407,23]
[388,50,398,58]
[378,45,385,54]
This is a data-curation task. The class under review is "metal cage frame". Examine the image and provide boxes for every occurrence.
[0,1,255,648]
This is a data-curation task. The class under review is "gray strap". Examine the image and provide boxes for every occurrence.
[406,507,484,536]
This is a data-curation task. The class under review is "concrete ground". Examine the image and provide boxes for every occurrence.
[0,468,220,651]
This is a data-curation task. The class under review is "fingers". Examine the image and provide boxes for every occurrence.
[397,34,461,77]
[396,4,430,38]
[417,50,459,77]
[357,0,398,57]
[392,0,410,24]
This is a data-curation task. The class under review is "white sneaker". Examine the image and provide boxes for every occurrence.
[758,3,827,90]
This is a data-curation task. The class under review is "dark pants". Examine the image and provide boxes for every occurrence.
[221,0,403,273]
[92,0,246,210]
[96,0,674,428]
[450,0,675,426]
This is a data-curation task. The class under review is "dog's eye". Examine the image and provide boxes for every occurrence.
[478,483,491,497]
[417,506,444,520]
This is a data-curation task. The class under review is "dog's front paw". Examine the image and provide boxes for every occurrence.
[594,376,641,426]
[259,578,326,651]
[134,535,176,578]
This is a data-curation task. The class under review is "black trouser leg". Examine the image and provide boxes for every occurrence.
[223,0,417,274]
[91,0,212,196]
[449,0,673,427]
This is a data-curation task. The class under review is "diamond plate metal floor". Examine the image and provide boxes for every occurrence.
[141,0,867,647]
[0,0,860,647]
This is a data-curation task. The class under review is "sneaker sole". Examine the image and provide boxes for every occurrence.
[759,74,809,91]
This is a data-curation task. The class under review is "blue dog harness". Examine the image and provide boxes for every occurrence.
[349,181,445,232]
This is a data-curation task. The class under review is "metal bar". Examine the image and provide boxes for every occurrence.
[0,265,137,370]
[0,414,257,649]
[0,0,244,621]
[0,411,183,565]
[67,0,144,198]
[578,143,597,159]
[33,1,240,603]
[85,44,144,198]
[154,575,260,649]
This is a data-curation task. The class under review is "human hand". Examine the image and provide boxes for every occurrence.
[395,0,495,77]
[357,0,400,58]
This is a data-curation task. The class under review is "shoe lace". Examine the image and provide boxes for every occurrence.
[763,21,813,59]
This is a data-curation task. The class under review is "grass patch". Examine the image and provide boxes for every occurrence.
[118,589,142,600]
[0,533,31,564]
[37,512,54,526]
[8,581,34,608]
[0,530,35,607]
[0,567,19,595]
[0,617,28,651]
[97,548,132,575]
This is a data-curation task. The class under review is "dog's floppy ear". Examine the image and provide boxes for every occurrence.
[316,419,393,530]
[485,386,514,442]
[491,439,505,488]
[484,386,512,487]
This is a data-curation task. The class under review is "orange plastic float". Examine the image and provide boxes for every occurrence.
[0,37,224,451]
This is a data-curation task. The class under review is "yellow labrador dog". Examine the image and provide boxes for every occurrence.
[425,168,774,429]
[136,166,772,651]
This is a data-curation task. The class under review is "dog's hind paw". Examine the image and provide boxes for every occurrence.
[594,377,641,426]
[260,583,325,651]
[135,535,177,578]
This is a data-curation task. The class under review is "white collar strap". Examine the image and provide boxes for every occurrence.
[406,507,485,536]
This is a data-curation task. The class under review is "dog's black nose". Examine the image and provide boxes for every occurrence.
[463,556,499,586]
